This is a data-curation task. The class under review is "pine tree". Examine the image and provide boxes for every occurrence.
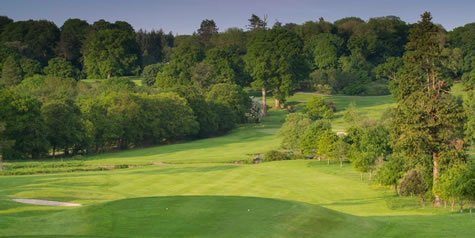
[390,12,467,207]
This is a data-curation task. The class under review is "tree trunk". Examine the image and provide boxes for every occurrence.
[107,73,111,79]
[369,169,373,180]
[327,157,330,165]
[444,200,447,209]
[460,200,463,213]
[432,153,441,207]
[394,184,398,195]
[451,198,455,211]
[261,88,267,116]
[0,157,3,172]
[274,98,281,109]
[340,159,343,168]
[360,172,363,181]
[52,144,56,159]
[420,196,425,208]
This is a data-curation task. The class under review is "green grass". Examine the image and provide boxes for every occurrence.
[285,93,394,131]
[81,76,143,86]
[0,84,474,237]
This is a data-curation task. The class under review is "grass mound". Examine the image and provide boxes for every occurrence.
[0,196,378,238]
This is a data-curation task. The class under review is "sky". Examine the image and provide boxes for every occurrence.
[1,0,474,34]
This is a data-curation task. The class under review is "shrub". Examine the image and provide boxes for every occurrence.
[399,169,426,207]
[142,63,163,86]
[305,96,334,120]
[264,150,288,162]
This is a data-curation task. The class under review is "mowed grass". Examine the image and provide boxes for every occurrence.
[0,83,474,237]
[1,161,474,237]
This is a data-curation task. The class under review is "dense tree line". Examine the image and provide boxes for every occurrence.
[278,13,474,211]
[0,75,252,159]
[0,14,471,94]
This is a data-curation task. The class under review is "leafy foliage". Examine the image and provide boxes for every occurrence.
[279,113,312,151]
[305,95,334,120]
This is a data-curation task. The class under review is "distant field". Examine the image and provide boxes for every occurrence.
[81,76,143,86]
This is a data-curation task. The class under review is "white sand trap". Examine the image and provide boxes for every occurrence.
[12,198,82,207]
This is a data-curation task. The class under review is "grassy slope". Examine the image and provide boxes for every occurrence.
[1,84,474,237]
[1,161,474,237]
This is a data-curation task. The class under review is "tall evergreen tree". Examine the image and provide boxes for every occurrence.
[390,12,467,206]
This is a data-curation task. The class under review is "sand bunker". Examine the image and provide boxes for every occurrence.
[12,198,82,207]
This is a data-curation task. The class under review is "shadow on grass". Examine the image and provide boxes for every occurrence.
[81,110,288,162]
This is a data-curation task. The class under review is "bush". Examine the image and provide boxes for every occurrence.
[264,150,288,162]
[399,169,426,207]
[142,63,163,86]
[305,95,334,120]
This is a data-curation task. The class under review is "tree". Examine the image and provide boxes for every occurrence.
[0,16,13,35]
[350,150,376,181]
[390,12,467,206]
[247,14,267,30]
[191,62,215,90]
[448,23,475,90]
[141,63,163,86]
[136,29,164,66]
[316,130,338,165]
[399,169,427,207]
[168,85,221,137]
[14,75,78,102]
[304,33,344,70]
[1,56,23,86]
[376,154,405,194]
[197,19,218,44]
[332,138,349,168]
[1,20,60,64]
[203,47,250,87]
[305,95,334,120]
[435,165,464,210]
[20,58,41,77]
[347,125,391,180]
[43,57,79,80]
[42,98,84,157]
[245,28,307,114]
[206,83,251,123]
[0,122,14,171]
[279,113,313,151]
[457,162,475,214]
[155,36,204,88]
[84,28,141,79]
[137,92,199,144]
[464,91,474,147]
[0,88,48,159]
[299,119,332,157]
[57,18,90,68]
[374,57,403,81]
[210,28,246,51]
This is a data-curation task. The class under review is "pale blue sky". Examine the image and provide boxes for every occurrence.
[1,0,474,34]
